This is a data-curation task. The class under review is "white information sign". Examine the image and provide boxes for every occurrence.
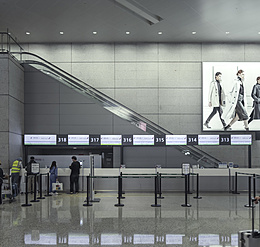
[166,135,187,145]
[101,135,122,145]
[68,135,89,145]
[24,135,56,145]
[198,135,219,145]
[231,135,252,145]
[133,135,154,145]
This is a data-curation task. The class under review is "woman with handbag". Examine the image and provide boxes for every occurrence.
[49,161,58,195]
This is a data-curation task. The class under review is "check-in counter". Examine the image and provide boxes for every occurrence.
[33,168,260,193]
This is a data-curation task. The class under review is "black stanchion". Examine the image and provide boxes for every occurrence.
[115,176,124,207]
[253,174,256,198]
[187,174,192,194]
[30,174,39,203]
[193,173,202,199]
[37,174,45,200]
[21,175,32,207]
[181,175,191,207]
[157,173,164,199]
[245,176,252,208]
[151,174,161,207]
[119,172,125,199]
[232,172,240,194]
[44,173,52,197]
[83,176,93,207]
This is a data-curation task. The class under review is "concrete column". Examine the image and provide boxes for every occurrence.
[0,54,24,172]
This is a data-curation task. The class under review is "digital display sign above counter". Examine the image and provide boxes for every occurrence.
[231,134,252,145]
[24,135,56,145]
[24,134,252,146]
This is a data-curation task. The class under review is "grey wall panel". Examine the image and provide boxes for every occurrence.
[59,125,112,134]
[72,44,115,62]
[9,58,24,103]
[115,88,159,114]
[123,146,167,168]
[25,93,60,104]
[25,104,60,115]
[9,132,23,165]
[59,103,110,115]
[115,63,158,88]
[28,44,72,63]
[245,44,260,61]
[202,43,245,61]
[115,43,158,62]
[71,63,114,88]
[159,63,201,88]
[166,147,197,167]
[25,123,60,134]
[0,59,8,94]
[159,89,201,114]
[159,43,202,62]
[0,96,8,131]
[0,132,9,172]
[59,114,112,126]
[24,79,60,94]
[9,98,24,134]
[159,115,201,134]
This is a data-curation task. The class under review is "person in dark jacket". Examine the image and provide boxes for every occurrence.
[49,161,58,195]
[248,76,260,124]
[0,161,5,204]
[69,156,81,194]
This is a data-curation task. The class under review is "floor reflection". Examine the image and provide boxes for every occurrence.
[0,192,258,246]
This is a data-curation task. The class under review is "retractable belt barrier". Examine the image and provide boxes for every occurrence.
[230,171,260,208]
[21,173,51,207]
[83,172,202,208]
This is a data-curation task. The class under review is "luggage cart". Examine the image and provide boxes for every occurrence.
[2,177,15,203]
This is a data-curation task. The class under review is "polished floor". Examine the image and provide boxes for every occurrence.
[0,191,259,247]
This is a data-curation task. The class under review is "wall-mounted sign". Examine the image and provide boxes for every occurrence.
[101,135,122,145]
[68,135,89,145]
[166,135,187,145]
[24,135,56,145]
[198,135,219,145]
[133,135,154,145]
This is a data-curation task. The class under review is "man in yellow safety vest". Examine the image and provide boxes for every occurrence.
[11,157,22,196]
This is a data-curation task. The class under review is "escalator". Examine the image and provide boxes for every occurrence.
[11,51,221,168]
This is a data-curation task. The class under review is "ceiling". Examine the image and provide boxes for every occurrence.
[1,0,260,44]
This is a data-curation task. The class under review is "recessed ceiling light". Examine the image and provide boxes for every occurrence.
[192,31,196,35]
[126,31,130,35]
[225,31,230,35]
[25,32,30,35]
[60,31,64,35]
[258,32,260,35]
[93,31,97,35]
[158,31,163,35]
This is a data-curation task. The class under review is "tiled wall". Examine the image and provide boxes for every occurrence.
[21,42,260,167]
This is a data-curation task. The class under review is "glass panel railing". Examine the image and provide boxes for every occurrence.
[0,30,24,53]
[10,51,220,168]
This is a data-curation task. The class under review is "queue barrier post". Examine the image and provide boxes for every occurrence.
[37,174,45,200]
[232,172,240,194]
[115,175,124,207]
[30,174,39,203]
[21,175,32,207]
[119,172,125,199]
[83,175,93,207]
[157,173,164,199]
[181,174,191,207]
[44,173,52,197]
[151,174,161,207]
[245,176,252,208]
[253,174,256,198]
[193,173,202,199]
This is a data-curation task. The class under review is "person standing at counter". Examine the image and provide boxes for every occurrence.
[49,161,58,195]
[69,156,81,194]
